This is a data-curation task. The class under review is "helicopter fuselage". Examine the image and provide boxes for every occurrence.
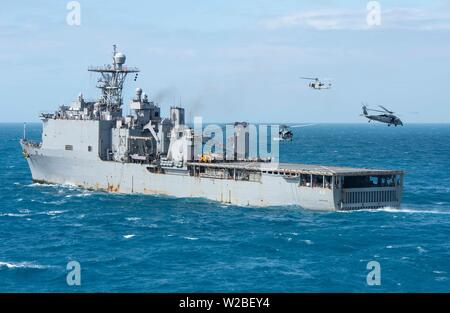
[309,82,330,90]
[365,114,403,126]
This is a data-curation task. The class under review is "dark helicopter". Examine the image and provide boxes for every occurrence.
[278,125,293,141]
[275,124,316,141]
[361,104,403,126]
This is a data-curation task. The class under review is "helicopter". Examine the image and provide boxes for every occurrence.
[278,125,294,141]
[300,77,332,90]
[361,103,403,126]
[274,124,316,141]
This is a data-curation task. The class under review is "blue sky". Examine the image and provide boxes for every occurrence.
[1,0,450,123]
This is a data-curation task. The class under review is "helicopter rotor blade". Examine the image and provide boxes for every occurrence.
[367,108,387,113]
[290,124,316,128]
[378,105,394,114]
[300,77,318,80]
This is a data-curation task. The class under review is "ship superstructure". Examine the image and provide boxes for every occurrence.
[21,46,404,210]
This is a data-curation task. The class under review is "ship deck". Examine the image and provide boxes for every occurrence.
[187,161,404,176]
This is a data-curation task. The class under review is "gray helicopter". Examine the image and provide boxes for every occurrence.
[300,77,332,90]
[361,104,403,126]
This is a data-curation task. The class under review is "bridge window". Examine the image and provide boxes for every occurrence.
[312,175,324,188]
[324,176,332,188]
[299,174,311,187]
[65,145,73,151]
[343,175,399,188]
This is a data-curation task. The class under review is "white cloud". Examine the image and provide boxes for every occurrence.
[262,8,450,31]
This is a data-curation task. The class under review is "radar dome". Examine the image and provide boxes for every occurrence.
[114,52,126,65]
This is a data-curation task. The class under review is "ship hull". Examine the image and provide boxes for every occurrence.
[22,145,340,210]
[22,142,403,211]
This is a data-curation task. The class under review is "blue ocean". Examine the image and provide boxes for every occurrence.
[0,123,449,292]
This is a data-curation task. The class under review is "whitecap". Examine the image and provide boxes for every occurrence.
[435,277,448,282]
[45,200,67,205]
[66,192,92,198]
[0,213,28,217]
[126,217,141,221]
[27,183,53,188]
[417,246,427,254]
[123,234,136,239]
[342,207,450,215]
[303,239,313,245]
[60,183,79,189]
[75,192,92,197]
[67,223,83,227]
[0,261,50,269]
[45,210,66,216]
[183,236,199,240]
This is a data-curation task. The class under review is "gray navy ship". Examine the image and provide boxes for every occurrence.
[20,46,404,211]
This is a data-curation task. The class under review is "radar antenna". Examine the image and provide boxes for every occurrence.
[88,45,139,115]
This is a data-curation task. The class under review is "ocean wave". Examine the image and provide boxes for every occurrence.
[33,210,67,216]
[183,236,199,240]
[126,217,141,221]
[66,223,84,227]
[59,183,80,189]
[27,182,54,188]
[417,246,427,254]
[1,209,68,218]
[65,192,93,198]
[0,212,28,217]
[0,261,51,270]
[123,234,136,239]
[27,182,80,191]
[340,207,450,215]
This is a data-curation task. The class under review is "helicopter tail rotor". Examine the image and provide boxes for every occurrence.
[361,102,368,116]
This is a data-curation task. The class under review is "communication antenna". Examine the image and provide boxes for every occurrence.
[23,122,27,140]
[87,45,140,114]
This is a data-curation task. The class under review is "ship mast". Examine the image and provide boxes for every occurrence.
[88,45,139,116]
